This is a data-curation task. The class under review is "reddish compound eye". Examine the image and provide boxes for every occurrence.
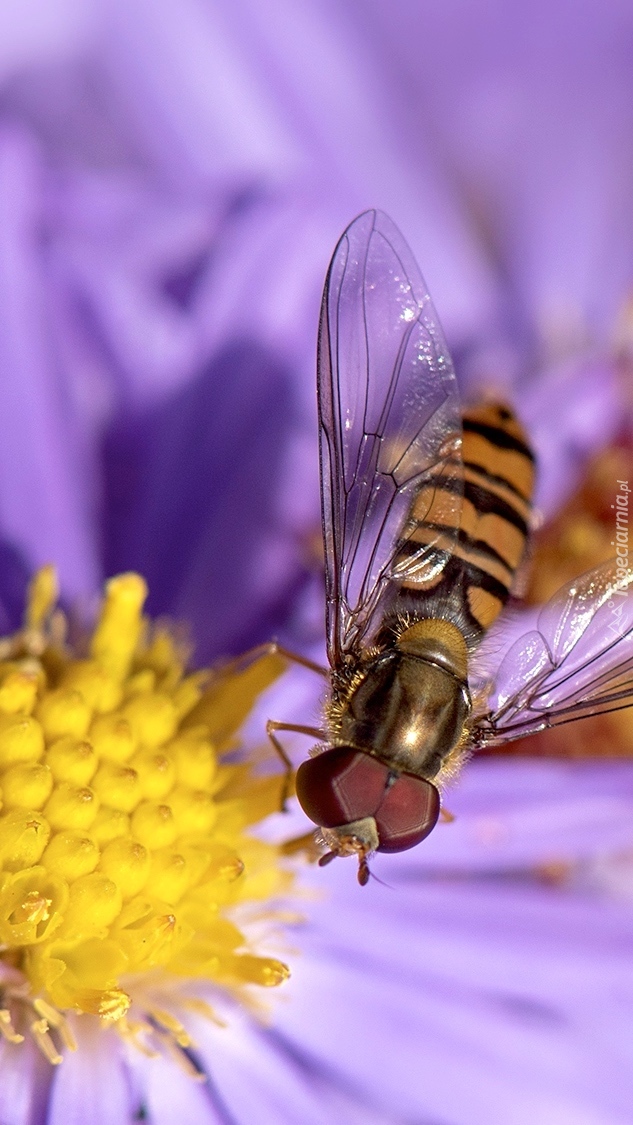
[296,747,390,828]
[374,774,440,852]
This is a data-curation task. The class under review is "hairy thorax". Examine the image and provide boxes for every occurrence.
[327,619,471,780]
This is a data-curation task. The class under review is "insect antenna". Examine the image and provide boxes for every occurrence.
[357,856,370,886]
[318,851,338,868]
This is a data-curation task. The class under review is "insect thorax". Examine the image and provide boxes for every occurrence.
[328,619,471,781]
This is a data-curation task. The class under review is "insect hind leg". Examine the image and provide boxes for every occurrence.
[266,720,326,812]
[220,643,329,813]
[223,641,329,679]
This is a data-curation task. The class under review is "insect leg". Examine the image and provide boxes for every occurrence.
[279,831,321,860]
[266,720,326,812]
[223,641,329,679]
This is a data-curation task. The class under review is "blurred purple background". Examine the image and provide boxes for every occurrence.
[0,0,631,661]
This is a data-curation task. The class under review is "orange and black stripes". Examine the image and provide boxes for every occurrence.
[389,402,535,646]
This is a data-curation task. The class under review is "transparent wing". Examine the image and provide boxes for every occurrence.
[317,210,462,663]
[473,560,633,747]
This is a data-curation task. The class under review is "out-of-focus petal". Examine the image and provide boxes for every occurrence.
[101,337,300,660]
[271,859,633,1125]
[0,1035,52,1125]
[99,0,498,342]
[0,540,30,633]
[0,0,97,81]
[46,1019,136,1125]
[356,0,633,357]
[386,759,633,874]
[521,359,623,519]
[182,1002,395,1125]
[125,1050,219,1125]
[0,126,99,598]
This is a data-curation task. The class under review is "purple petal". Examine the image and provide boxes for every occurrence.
[47,1018,137,1125]
[0,1036,52,1125]
[270,867,633,1124]
[101,337,299,661]
[183,1002,395,1125]
[136,1051,222,1125]
[0,126,99,600]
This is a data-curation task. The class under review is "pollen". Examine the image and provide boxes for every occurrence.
[0,569,292,1065]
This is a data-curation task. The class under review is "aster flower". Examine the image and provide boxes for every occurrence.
[1,3,633,1124]
[0,568,299,1116]
[1,0,632,653]
[1,569,633,1125]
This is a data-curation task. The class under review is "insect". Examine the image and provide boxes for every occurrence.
[267,209,633,885]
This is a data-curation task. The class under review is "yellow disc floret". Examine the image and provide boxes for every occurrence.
[0,569,291,1061]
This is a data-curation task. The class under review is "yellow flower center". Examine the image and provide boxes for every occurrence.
[0,568,292,1063]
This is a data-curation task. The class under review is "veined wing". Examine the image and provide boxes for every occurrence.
[473,559,633,746]
[317,210,462,664]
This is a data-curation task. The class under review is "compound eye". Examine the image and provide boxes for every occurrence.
[296,747,390,828]
[375,774,440,852]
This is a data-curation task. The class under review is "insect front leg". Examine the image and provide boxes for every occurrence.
[266,720,326,812]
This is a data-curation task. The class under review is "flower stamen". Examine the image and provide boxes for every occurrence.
[117,1014,159,1057]
[149,1006,192,1047]
[154,1027,206,1081]
[30,1017,63,1065]
[0,1007,24,1044]
[33,997,77,1050]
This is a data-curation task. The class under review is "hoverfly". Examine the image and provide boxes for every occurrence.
[267,210,633,885]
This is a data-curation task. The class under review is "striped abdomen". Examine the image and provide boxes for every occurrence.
[391,402,535,646]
